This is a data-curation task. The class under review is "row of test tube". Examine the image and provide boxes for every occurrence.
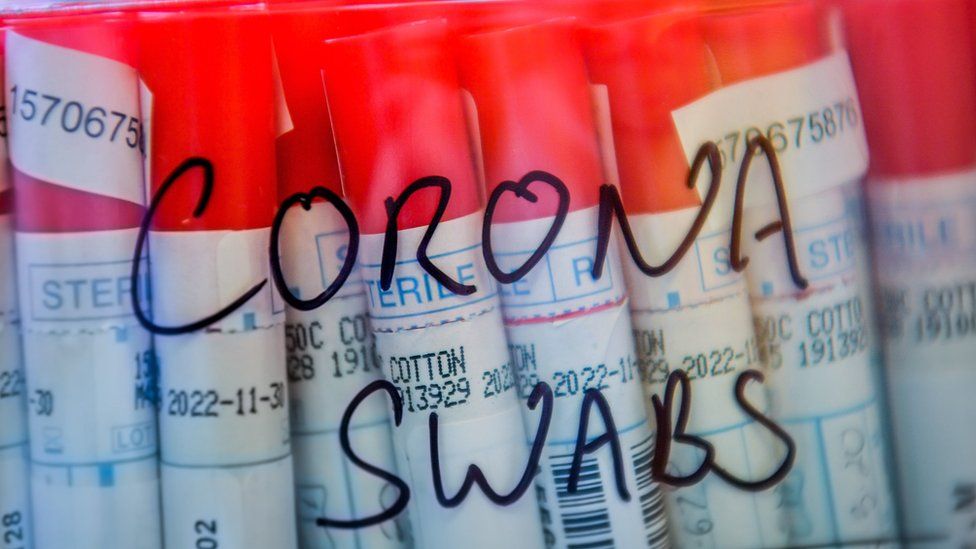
[0,0,974,548]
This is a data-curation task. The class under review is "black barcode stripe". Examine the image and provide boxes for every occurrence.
[551,453,615,547]
[632,435,671,548]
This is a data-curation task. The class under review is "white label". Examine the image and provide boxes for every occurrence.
[31,457,161,549]
[868,170,976,544]
[279,200,362,302]
[6,32,145,206]
[157,327,290,467]
[148,228,284,333]
[293,426,407,549]
[0,325,26,449]
[624,209,744,311]
[632,291,788,549]
[672,52,868,209]
[288,294,384,432]
[0,444,31,549]
[761,288,897,547]
[869,169,976,270]
[490,207,627,321]
[161,458,297,549]
[16,230,149,333]
[22,328,157,464]
[742,186,861,298]
[284,199,407,547]
[372,308,546,549]
[508,303,668,547]
[360,212,499,331]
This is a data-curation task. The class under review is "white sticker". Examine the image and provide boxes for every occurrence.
[161,457,297,549]
[672,52,869,209]
[157,326,290,467]
[867,169,976,544]
[16,229,149,333]
[279,200,362,303]
[623,209,744,311]
[5,32,145,207]
[288,294,384,433]
[632,289,789,549]
[31,457,161,549]
[293,426,408,549]
[148,228,284,333]
[22,328,156,464]
[283,199,407,546]
[0,444,31,549]
[869,168,976,272]
[359,212,499,331]
[753,280,895,544]
[0,324,26,449]
[372,308,546,549]
[490,207,627,322]
[741,186,861,298]
[507,303,669,547]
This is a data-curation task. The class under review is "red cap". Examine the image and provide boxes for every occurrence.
[138,7,277,231]
[701,1,831,85]
[534,0,684,23]
[321,19,481,234]
[8,11,145,232]
[842,0,976,179]
[459,20,601,223]
[272,6,343,199]
[585,9,716,214]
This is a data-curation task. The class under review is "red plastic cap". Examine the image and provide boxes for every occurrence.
[138,8,277,231]
[534,0,687,23]
[842,0,976,179]
[459,20,601,223]
[701,0,830,85]
[322,19,481,234]
[8,12,145,233]
[585,9,716,214]
[272,7,343,200]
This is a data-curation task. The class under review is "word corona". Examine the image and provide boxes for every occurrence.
[127,136,806,527]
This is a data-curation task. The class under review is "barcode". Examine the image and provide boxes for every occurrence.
[632,435,670,548]
[551,452,615,548]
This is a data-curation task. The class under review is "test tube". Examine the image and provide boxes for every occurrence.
[322,18,547,549]
[0,27,32,549]
[697,2,898,544]
[6,11,162,549]
[843,0,976,544]
[137,8,297,548]
[585,9,790,548]
[458,19,670,548]
[271,7,408,548]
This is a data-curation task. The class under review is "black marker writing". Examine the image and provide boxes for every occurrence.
[430,381,553,507]
[382,175,475,296]
[730,135,809,290]
[482,170,569,284]
[270,185,360,311]
[130,157,267,336]
[568,388,630,501]
[318,380,410,529]
[592,142,722,280]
